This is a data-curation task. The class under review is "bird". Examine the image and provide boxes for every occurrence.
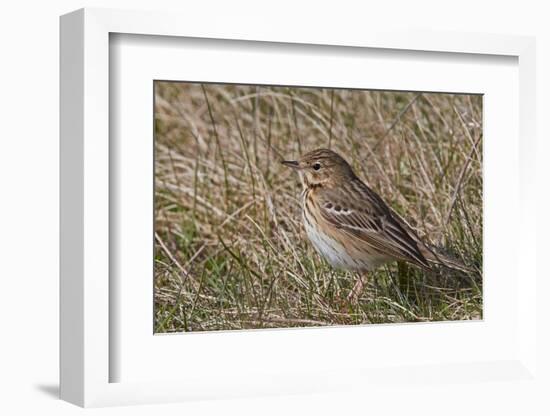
[281,148,471,301]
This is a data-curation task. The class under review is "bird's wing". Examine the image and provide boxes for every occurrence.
[316,181,430,268]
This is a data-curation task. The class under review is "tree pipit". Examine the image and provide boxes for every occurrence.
[282,148,470,303]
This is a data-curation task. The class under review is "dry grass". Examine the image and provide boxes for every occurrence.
[154,82,482,333]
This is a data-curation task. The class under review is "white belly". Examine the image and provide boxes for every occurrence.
[303,214,371,271]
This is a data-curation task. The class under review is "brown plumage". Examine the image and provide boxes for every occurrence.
[282,148,470,281]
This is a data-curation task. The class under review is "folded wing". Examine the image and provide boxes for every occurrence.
[317,180,430,269]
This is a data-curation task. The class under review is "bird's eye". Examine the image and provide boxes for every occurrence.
[313,162,321,171]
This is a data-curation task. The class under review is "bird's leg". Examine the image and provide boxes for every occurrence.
[347,272,367,303]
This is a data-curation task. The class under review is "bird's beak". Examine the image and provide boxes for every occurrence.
[281,160,300,169]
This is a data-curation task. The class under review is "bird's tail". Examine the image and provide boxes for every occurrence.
[388,206,476,274]
[419,243,476,273]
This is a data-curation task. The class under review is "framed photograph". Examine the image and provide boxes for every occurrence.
[152,81,483,334]
[60,8,538,408]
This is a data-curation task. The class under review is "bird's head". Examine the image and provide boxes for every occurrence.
[281,148,356,188]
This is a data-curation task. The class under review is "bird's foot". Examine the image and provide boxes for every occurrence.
[346,274,366,304]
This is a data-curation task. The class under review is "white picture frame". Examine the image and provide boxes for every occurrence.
[60,7,538,408]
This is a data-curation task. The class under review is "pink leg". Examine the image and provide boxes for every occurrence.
[347,272,367,303]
